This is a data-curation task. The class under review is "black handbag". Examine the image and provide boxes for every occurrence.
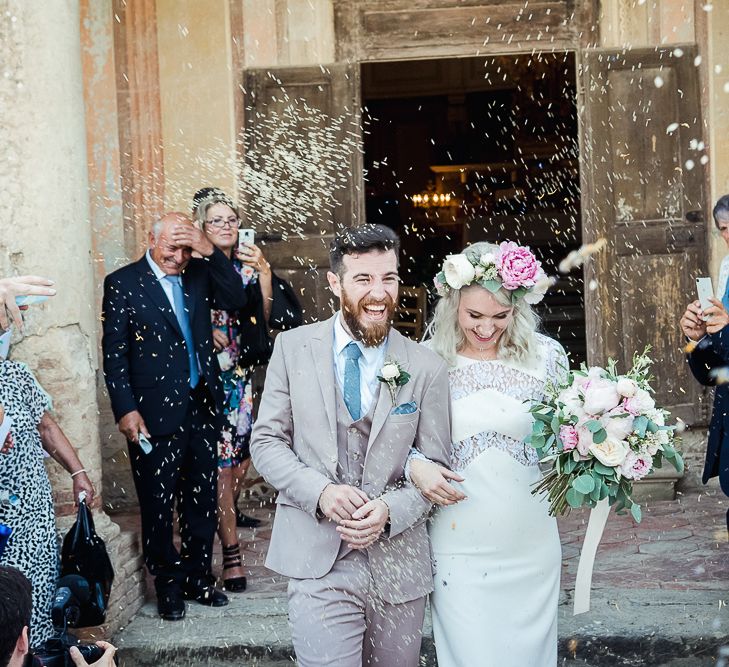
[60,500,114,627]
[236,274,303,369]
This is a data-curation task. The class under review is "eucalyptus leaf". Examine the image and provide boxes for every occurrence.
[585,419,602,433]
[593,462,614,476]
[563,456,577,474]
[566,488,584,508]
[572,474,596,494]
[592,428,607,444]
[633,415,649,438]
[483,279,502,293]
[630,503,642,523]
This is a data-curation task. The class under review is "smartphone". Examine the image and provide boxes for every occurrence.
[696,276,714,320]
[238,228,255,249]
[138,432,153,455]
[15,295,49,307]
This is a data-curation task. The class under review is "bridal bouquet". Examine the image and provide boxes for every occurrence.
[525,348,683,522]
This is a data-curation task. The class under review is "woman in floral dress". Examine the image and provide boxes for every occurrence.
[193,188,302,591]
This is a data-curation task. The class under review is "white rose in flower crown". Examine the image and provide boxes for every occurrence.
[380,363,400,381]
[442,254,476,289]
[582,376,621,415]
[588,438,629,468]
[474,265,485,278]
[479,253,496,267]
[616,376,638,398]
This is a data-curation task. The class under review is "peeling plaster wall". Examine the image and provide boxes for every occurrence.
[0,0,102,513]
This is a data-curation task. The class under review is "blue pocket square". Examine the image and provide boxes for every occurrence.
[392,401,418,416]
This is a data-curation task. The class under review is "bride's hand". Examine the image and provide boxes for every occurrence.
[409,459,466,506]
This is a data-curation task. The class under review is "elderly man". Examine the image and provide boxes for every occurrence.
[102,212,248,619]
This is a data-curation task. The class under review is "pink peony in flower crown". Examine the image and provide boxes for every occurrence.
[433,241,549,305]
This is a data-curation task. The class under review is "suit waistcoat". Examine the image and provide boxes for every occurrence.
[335,383,377,560]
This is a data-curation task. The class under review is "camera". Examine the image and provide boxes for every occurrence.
[30,575,105,666]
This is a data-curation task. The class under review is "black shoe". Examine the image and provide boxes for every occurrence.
[184,583,229,607]
[157,586,185,621]
[236,510,262,528]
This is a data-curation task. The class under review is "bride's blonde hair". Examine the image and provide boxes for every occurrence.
[424,242,540,367]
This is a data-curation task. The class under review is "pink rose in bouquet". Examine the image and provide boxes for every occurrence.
[559,425,579,451]
[496,241,540,290]
[619,450,653,480]
[582,376,621,415]
[623,388,655,416]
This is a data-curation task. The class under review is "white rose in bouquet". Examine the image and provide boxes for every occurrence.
[558,385,584,418]
[600,408,634,441]
[589,438,629,467]
[380,363,400,381]
[582,376,621,415]
[647,409,666,426]
[624,388,655,415]
[442,254,476,289]
[616,376,638,398]
[619,450,653,480]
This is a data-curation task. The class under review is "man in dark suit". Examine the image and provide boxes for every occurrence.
[102,212,248,619]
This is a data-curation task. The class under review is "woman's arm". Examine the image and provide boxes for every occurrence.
[38,412,95,506]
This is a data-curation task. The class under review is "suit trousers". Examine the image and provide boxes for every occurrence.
[287,550,427,667]
[128,382,219,591]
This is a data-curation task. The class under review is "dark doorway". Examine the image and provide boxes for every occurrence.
[362,53,585,364]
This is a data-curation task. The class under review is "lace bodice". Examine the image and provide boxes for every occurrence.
[447,334,568,470]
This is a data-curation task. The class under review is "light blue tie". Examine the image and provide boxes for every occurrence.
[343,341,362,421]
[164,275,199,388]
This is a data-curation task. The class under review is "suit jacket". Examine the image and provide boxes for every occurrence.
[687,331,729,495]
[250,316,452,604]
[102,247,249,436]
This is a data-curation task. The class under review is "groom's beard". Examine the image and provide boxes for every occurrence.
[341,290,397,348]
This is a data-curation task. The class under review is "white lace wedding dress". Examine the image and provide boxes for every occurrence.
[429,333,567,667]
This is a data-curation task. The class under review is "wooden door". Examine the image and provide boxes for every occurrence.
[580,46,707,423]
[241,64,363,322]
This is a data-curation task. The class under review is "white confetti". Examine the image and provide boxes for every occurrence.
[653,76,664,88]
[666,122,679,134]
[685,159,695,171]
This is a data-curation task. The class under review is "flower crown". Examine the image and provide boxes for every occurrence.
[434,241,548,305]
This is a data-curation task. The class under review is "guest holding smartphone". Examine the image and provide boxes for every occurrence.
[192,188,302,591]
[681,194,729,534]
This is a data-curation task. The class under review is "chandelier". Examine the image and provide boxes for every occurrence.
[411,191,457,208]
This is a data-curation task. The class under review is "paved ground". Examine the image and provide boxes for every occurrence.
[112,487,729,666]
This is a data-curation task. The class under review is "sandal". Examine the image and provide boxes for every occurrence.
[222,544,247,592]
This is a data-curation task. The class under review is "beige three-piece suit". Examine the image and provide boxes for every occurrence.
[250,315,452,666]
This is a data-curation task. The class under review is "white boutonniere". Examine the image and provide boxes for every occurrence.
[377,360,411,405]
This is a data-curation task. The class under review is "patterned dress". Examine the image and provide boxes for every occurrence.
[212,259,256,467]
[0,360,56,646]
[429,333,568,667]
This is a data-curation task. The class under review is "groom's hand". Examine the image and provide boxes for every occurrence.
[318,484,369,523]
[336,499,390,550]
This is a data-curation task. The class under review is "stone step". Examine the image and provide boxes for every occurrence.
[114,588,728,667]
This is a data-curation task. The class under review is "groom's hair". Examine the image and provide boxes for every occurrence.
[0,566,32,667]
[329,224,400,275]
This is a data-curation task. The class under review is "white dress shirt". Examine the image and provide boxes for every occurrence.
[332,312,387,416]
[146,250,181,315]
[145,250,201,373]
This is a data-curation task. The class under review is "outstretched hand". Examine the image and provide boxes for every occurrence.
[704,297,729,335]
[0,275,56,330]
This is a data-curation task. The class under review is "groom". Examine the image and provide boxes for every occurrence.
[250,224,451,666]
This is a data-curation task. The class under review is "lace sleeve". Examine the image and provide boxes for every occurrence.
[543,336,569,392]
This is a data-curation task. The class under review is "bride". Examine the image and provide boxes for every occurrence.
[409,241,567,666]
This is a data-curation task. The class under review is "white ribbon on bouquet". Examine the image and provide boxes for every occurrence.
[573,497,611,615]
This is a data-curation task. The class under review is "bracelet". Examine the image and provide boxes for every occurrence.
[70,468,87,478]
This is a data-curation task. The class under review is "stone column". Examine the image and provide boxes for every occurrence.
[1,0,102,514]
[0,0,145,635]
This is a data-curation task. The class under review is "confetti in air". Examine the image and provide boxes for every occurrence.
[558,238,608,274]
